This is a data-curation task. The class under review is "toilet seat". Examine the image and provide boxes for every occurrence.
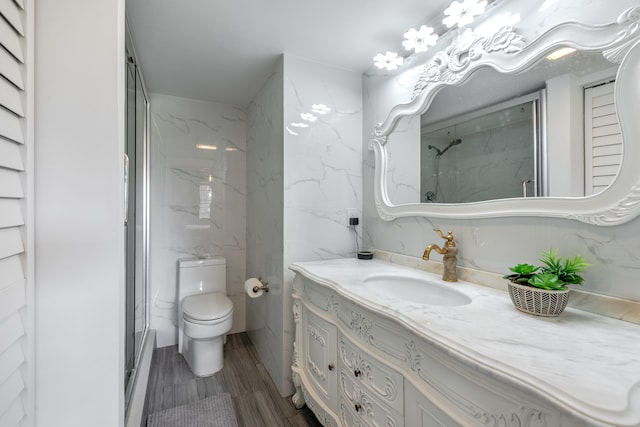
[183,292,233,323]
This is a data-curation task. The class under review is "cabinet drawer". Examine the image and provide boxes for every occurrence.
[338,333,404,414]
[338,399,369,427]
[340,370,404,427]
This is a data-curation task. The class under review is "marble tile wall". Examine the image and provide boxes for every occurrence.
[363,0,640,302]
[149,93,247,347]
[282,54,363,395]
[246,59,285,395]
[428,117,534,203]
[246,54,363,396]
[383,115,421,205]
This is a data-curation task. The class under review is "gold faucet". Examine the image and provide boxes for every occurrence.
[422,229,458,282]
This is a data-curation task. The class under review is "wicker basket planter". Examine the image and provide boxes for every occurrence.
[507,281,570,317]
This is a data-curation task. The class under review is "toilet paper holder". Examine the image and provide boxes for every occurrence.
[253,277,270,293]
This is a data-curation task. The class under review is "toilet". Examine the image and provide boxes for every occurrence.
[178,256,233,376]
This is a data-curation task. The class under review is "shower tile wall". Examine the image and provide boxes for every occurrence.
[149,93,247,347]
[419,109,535,203]
[362,0,640,302]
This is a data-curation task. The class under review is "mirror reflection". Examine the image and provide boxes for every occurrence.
[385,49,621,206]
[421,93,540,203]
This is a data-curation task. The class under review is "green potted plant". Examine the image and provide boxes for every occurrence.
[504,248,590,316]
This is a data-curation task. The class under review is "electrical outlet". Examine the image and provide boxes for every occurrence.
[347,208,359,226]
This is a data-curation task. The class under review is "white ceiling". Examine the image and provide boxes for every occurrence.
[126,0,452,108]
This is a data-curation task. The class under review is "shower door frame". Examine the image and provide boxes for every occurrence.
[124,29,150,409]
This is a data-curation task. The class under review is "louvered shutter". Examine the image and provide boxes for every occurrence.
[0,1,30,426]
[584,81,622,195]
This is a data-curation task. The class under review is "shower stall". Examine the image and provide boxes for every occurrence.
[421,91,544,203]
[124,26,152,421]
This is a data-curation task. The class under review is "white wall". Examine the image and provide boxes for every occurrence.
[546,73,584,197]
[363,0,640,302]
[149,93,247,347]
[246,54,363,396]
[34,1,126,426]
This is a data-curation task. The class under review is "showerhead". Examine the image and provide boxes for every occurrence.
[439,138,462,156]
[427,145,443,156]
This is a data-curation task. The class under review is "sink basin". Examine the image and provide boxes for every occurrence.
[362,273,471,307]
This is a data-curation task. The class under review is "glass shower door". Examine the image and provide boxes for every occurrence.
[125,54,136,388]
[124,47,149,399]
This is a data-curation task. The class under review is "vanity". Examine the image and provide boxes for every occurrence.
[288,3,640,426]
[290,258,640,426]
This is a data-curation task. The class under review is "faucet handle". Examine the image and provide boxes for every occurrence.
[434,229,455,246]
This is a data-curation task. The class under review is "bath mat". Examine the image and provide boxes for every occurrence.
[147,393,238,427]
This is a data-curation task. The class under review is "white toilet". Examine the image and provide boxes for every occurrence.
[178,256,233,376]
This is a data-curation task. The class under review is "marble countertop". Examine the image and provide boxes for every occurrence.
[290,257,640,426]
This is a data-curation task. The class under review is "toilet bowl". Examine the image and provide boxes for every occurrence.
[181,292,233,376]
[178,257,233,377]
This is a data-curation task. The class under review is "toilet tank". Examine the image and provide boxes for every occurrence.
[178,257,226,299]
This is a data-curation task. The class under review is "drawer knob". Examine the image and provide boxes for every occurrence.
[354,369,362,378]
[328,364,334,371]
[355,403,362,412]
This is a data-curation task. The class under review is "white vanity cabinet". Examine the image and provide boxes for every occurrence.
[289,264,621,427]
[301,308,338,414]
[404,381,459,427]
[337,332,404,426]
[293,275,407,426]
[293,277,406,427]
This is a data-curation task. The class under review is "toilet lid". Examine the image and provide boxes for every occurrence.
[183,292,233,321]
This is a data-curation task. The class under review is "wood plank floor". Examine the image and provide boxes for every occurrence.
[145,332,322,427]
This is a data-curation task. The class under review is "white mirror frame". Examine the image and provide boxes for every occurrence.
[371,7,640,226]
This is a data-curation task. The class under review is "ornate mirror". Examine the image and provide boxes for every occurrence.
[371,6,640,225]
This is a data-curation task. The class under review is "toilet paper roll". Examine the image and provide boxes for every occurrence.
[244,278,264,298]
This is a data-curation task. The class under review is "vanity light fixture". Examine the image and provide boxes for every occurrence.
[372,0,494,70]
[196,144,217,150]
[402,25,438,53]
[546,47,576,60]
[225,147,238,152]
[443,0,488,28]
[373,51,404,70]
